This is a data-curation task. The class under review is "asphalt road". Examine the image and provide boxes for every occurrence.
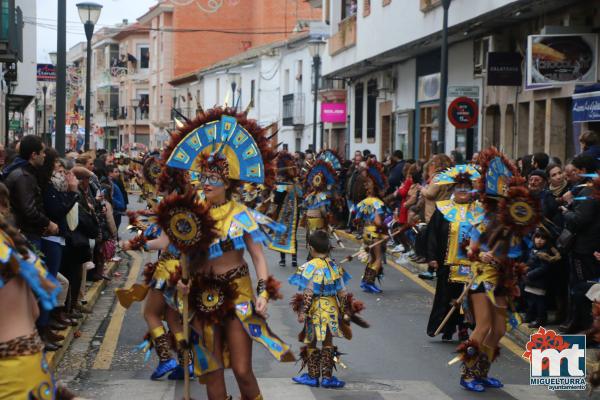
[55,195,590,400]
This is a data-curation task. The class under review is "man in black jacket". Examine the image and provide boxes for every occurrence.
[4,135,58,248]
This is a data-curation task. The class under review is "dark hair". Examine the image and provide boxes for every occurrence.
[107,164,119,174]
[533,228,550,242]
[393,150,403,160]
[0,182,9,210]
[550,156,562,166]
[571,155,596,173]
[545,163,562,176]
[533,152,549,170]
[39,147,59,188]
[580,131,600,148]
[308,230,331,254]
[363,149,371,157]
[18,135,44,161]
[520,154,534,178]
[101,183,113,204]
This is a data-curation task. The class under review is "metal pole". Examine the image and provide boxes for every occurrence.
[133,105,137,144]
[84,21,94,151]
[438,0,451,155]
[42,85,47,145]
[312,55,321,152]
[55,0,67,155]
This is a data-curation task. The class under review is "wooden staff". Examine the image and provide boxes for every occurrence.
[331,230,346,248]
[433,273,477,336]
[337,227,407,265]
[180,254,192,400]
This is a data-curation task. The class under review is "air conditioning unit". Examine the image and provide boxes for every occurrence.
[380,73,396,93]
[473,35,509,77]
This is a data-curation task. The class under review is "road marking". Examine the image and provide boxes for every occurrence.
[337,230,528,364]
[92,250,144,369]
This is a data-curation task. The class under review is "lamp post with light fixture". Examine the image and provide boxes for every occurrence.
[308,37,325,152]
[131,98,139,144]
[438,0,451,154]
[76,2,103,151]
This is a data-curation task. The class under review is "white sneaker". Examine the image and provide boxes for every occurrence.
[391,244,405,253]
[83,261,95,271]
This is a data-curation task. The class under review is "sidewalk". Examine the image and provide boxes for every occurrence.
[334,229,600,373]
[47,258,122,370]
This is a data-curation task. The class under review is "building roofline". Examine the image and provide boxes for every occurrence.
[138,2,174,25]
[169,71,199,86]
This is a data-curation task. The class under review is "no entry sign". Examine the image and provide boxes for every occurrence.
[448,97,478,129]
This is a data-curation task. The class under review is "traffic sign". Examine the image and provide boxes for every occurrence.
[447,97,478,129]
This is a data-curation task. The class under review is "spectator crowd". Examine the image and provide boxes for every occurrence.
[0,135,129,351]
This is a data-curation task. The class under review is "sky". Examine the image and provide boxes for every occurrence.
[34,0,158,63]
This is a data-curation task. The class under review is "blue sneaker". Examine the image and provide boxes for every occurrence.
[460,378,485,392]
[360,281,382,294]
[292,373,319,387]
[477,377,503,388]
[321,376,345,388]
[150,358,178,380]
[167,363,194,380]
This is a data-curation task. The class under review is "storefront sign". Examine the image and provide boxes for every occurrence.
[527,34,598,87]
[572,91,600,123]
[448,97,478,129]
[487,52,522,86]
[448,86,479,99]
[321,102,347,123]
[36,64,56,81]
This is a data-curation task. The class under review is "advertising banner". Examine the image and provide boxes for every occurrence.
[37,64,56,81]
[527,34,598,87]
[487,52,522,86]
[321,102,347,123]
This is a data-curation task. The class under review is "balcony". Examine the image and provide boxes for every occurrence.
[420,0,441,12]
[329,15,356,56]
[0,0,23,62]
[282,93,305,127]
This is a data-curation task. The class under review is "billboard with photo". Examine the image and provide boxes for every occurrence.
[527,34,598,87]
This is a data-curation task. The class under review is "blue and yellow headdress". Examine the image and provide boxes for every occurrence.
[317,149,343,171]
[433,164,480,186]
[306,159,337,191]
[365,159,388,193]
[163,108,275,187]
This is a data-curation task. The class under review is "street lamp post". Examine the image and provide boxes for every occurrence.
[76,2,103,151]
[42,85,48,145]
[438,0,451,154]
[130,98,139,145]
[308,37,325,153]
[48,52,57,147]
[56,1,66,155]
[231,82,237,112]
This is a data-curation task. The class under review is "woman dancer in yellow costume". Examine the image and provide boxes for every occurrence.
[165,109,295,400]
[452,148,539,393]
[354,159,389,294]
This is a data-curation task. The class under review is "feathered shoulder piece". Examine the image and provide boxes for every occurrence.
[156,189,217,254]
[305,159,337,192]
[366,159,388,192]
[317,149,344,171]
[433,164,480,186]
[275,151,298,179]
[142,155,162,188]
[162,107,276,189]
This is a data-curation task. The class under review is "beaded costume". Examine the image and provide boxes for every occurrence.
[302,160,337,240]
[163,109,295,399]
[0,225,60,399]
[354,159,389,293]
[450,149,539,393]
[289,255,367,389]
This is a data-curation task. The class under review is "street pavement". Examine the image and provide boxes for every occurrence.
[55,195,588,399]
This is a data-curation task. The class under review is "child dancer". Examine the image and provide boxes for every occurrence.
[289,230,368,389]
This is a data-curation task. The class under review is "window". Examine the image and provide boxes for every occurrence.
[363,0,371,17]
[250,79,256,105]
[284,69,290,95]
[420,0,441,12]
[342,0,356,19]
[383,0,391,6]
[138,45,150,69]
[354,83,363,141]
[296,60,303,93]
[216,78,220,104]
[366,79,377,140]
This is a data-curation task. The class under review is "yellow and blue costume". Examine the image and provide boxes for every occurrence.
[0,228,60,400]
[302,160,337,240]
[355,196,386,290]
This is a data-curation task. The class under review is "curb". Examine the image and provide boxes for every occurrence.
[334,229,600,372]
[47,260,120,370]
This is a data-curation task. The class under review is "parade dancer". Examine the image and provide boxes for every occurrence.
[0,216,65,399]
[425,165,483,341]
[117,215,191,381]
[164,109,295,400]
[268,151,302,268]
[289,230,368,389]
[449,148,539,393]
[302,160,337,243]
[354,159,389,294]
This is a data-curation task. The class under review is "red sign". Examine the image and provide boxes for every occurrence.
[321,103,347,123]
[448,97,478,129]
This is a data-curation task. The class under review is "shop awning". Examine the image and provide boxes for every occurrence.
[572,85,600,123]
